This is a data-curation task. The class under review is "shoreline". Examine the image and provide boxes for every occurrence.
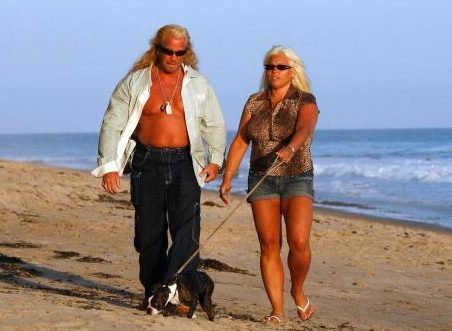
[314,205,452,234]
[201,187,452,234]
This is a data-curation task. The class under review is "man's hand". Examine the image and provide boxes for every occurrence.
[102,172,120,194]
[199,163,220,183]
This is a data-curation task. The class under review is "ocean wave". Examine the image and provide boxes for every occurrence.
[314,149,452,159]
[314,160,452,183]
[316,200,375,210]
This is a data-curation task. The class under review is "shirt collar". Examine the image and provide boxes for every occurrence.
[145,63,198,88]
[147,63,197,77]
[258,85,302,102]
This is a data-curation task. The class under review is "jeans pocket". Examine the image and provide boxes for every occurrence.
[247,172,263,193]
[130,151,148,172]
[130,171,141,207]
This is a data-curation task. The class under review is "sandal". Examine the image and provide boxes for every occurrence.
[296,298,316,321]
[262,315,282,324]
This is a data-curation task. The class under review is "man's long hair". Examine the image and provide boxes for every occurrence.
[260,45,311,92]
[131,24,198,72]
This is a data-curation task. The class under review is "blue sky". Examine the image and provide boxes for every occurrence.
[1,0,451,133]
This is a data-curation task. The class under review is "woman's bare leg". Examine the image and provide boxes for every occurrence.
[251,199,285,319]
[282,196,316,320]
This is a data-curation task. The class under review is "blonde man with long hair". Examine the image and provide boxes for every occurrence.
[131,24,198,72]
[93,24,226,310]
[220,45,318,323]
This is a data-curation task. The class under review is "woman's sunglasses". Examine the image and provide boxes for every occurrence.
[157,45,187,57]
[264,64,292,71]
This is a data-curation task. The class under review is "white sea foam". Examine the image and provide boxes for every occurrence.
[314,159,452,183]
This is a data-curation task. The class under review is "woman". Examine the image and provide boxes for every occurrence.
[219,45,319,323]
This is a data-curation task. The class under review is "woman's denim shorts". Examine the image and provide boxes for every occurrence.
[247,170,314,203]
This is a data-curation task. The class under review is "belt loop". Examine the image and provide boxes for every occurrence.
[167,149,172,164]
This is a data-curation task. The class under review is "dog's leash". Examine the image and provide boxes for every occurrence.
[174,157,285,276]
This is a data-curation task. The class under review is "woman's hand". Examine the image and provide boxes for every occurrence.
[276,145,296,163]
[219,180,232,206]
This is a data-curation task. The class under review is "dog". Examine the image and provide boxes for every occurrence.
[146,270,215,321]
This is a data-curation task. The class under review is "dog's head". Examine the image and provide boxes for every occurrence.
[146,283,178,315]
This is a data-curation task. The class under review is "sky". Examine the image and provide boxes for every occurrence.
[0,0,451,133]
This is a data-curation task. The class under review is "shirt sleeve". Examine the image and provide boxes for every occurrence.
[299,92,320,113]
[93,74,132,176]
[199,83,227,167]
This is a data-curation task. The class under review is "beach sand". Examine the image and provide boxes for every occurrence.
[0,159,451,331]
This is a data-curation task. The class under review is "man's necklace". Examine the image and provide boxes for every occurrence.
[156,68,181,115]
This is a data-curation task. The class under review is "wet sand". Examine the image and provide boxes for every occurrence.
[0,160,451,331]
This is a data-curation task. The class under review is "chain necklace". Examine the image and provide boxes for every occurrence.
[156,68,181,115]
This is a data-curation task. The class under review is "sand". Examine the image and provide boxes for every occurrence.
[0,159,451,331]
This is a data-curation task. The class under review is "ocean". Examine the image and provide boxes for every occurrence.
[1,129,451,229]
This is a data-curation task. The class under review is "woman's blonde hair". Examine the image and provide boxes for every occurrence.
[260,45,311,92]
[131,24,198,72]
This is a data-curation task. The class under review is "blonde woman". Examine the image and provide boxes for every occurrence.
[220,45,318,323]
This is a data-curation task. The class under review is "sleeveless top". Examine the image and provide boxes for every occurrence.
[245,85,318,176]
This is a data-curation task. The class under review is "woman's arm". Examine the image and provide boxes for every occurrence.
[276,102,319,163]
[219,109,251,205]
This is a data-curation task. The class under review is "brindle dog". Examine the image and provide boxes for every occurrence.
[147,270,215,321]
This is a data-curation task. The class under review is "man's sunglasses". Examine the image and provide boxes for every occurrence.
[157,45,187,57]
[264,64,292,71]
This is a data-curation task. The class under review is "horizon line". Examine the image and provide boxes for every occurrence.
[1,127,452,135]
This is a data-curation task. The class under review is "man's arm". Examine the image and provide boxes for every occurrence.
[93,74,132,177]
[198,84,227,182]
[94,74,132,193]
[199,85,227,162]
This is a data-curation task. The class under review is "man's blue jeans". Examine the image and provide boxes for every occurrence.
[130,143,201,297]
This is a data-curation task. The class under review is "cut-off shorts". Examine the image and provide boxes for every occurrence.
[247,170,314,203]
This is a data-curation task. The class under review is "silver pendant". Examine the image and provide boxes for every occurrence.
[165,102,172,115]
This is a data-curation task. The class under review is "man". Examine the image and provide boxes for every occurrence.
[92,24,226,306]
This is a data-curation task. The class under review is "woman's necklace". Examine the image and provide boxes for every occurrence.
[156,68,181,115]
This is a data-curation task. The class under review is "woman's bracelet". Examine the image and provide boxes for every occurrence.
[287,144,296,154]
